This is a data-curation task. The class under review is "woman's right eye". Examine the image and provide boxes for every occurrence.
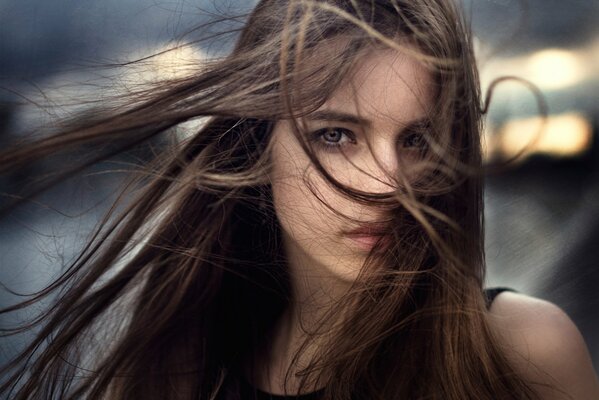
[309,127,357,151]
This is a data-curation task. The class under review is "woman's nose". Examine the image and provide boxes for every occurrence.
[358,142,399,193]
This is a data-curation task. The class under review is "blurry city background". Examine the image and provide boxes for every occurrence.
[0,0,597,370]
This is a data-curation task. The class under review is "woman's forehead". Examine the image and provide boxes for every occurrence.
[311,46,435,128]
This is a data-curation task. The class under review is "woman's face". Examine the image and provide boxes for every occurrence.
[270,47,435,283]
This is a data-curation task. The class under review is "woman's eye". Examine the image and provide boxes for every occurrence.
[310,127,356,150]
[401,132,427,148]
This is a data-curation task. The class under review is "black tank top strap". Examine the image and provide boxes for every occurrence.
[237,375,324,400]
[484,287,517,310]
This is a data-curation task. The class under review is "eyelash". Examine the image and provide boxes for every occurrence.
[309,127,357,152]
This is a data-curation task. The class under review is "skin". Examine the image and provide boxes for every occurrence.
[489,291,599,399]
[270,46,433,286]
[261,45,599,398]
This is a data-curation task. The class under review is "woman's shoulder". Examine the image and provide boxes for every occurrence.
[487,290,599,399]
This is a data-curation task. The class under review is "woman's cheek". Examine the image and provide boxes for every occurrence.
[272,168,328,240]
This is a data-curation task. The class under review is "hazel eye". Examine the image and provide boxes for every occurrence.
[310,127,356,150]
[322,129,344,143]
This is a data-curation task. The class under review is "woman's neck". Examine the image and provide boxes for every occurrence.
[248,240,353,395]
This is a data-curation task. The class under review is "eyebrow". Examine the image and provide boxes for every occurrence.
[305,109,431,131]
[305,110,372,128]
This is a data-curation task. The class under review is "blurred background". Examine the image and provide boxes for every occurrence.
[0,0,597,372]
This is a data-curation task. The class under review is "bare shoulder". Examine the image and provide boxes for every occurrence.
[487,290,599,399]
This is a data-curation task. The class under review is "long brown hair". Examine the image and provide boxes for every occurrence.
[0,0,542,399]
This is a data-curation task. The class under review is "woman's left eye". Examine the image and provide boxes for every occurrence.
[401,132,427,148]
[310,127,356,150]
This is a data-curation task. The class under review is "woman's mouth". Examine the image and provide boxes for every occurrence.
[343,224,390,251]
[346,234,385,251]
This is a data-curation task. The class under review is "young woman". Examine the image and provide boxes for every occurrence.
[1,0,598,399]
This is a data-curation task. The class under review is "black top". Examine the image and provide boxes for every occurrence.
[483,286,516,310]
[233,287,516,400]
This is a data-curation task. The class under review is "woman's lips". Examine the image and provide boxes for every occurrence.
[346,234,385,251]
[344,224,389,251]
